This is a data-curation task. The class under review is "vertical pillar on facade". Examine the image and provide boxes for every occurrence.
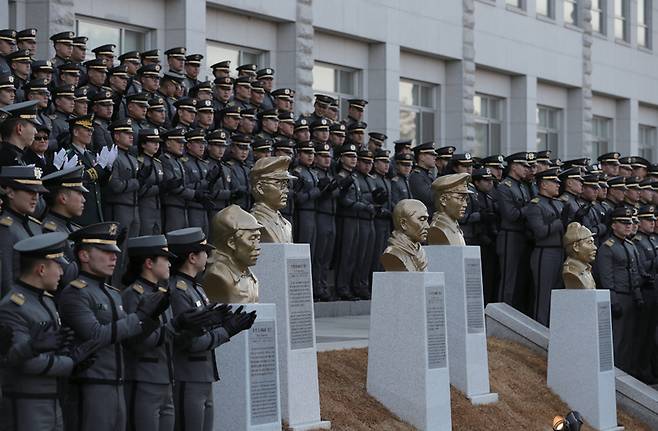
[24,0,75,59]
[276,0,314,117]
[165,0,207,68]
[367,42,400,147]
[509,75,538,152]
[444,0,476,152]
[615,98,639,156]
[0,0,9,29]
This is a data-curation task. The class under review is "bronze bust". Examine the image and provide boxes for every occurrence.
[203,205,263,303]
[562,222,597,290]
[381,199,429,272]
[249,156,296,243]
[427,172,473,245]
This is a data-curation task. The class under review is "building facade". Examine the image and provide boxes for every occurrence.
[3,0,658,159]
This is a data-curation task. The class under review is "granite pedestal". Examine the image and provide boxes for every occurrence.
[252,243,330,431]
[548,290,623,431]
[367,271,452,430]
[425,245,498,404]
[214,303,281,431]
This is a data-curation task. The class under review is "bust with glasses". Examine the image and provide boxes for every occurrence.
[427,172,473,246]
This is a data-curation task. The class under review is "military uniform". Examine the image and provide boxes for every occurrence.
[137,154,165,235]
[227,157,252,211]
[48,109,71,150]
[103,146,141,238]
[67,133,108,226]
[181,152,211,235]
[293,156,320,245]
[161,151,195,232]
[391,171,412,205]
[370,164,393,273]
[408,165,436,216]
[91,116,113,155]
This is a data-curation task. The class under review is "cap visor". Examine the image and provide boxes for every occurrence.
[95,244,122,253]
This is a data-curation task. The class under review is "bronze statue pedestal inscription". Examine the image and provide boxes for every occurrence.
[381,199,430,272]
[427,173,473,246]
[562,222,597,290]
[203,205,263,303]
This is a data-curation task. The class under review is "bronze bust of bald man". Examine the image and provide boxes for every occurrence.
[203,205,263,303]
[250,156,296,243]
[427,172,473,245]
[381,199,430,272]
[562,222,597,290]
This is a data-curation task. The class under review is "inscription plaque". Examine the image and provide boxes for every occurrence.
[464,258,485,334]
[597,302,613,372]
[426,284,447,369]
[249,320,279,425]
[286,258,314,350]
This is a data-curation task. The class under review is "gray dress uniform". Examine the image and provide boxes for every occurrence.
[494,176,532,309]
[48,110,70,150]
[0,282,75,431]
[122,278,175,431]
[227,158,252,210]
[161,152,196,231]
[206,157,233,224]
[460,182,482,245]
[103,148,141,238]
[138,154,165,235]
[312,165,339,301]
[0,209,43,296]
[293,163,320,245]
[595,234,644,374]
[169,271,230,431]
[58,272,146,431]
[353,170,376,298]
[525,194,565,325]
[408,166,436,216]
[371,172,393,273]
[558,191,586,222]
[68,144,108,226]
[391,173,411,206]
[92,117,113,154]
[181,155,211,234]
[581,200,608,240]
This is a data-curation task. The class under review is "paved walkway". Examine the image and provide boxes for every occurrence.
[315,315,370,352]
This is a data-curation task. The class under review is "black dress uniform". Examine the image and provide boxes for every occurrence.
[390,153,413,205]
[470,168,499,304]
[293,142,320,245]
[137,150,165,236]
[160,129,196,231]
[524,169,565,325]
[353,154,376,298]
[48,84,75,150]
[90,91,115,154]
[206,130,233,226]
[227,134,253,210]
[181,130,211,235]
[166,228,230,431]
[370,150,393,273]
[408,144,437,215]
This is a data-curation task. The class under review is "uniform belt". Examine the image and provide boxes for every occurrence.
[3,391,59,399]
[72,377,124,385]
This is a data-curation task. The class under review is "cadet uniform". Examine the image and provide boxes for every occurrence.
[408,143,437,216]
[90,91,115,154]
[181,129,211,234]
[227,134,253,210]
[370,149,393,273]
[525,168,565,325]
[472,168,500,304]
[390,153,413,205]
[293,141,320,245]
[581,174,608,240]
[48,84,75,151]
[161,129,196,231]
[137,137,165,236]
[206,130,233,225]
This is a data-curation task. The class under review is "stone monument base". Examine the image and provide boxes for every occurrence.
[214,304,282,431]
[367,271,452,431]
[548,290,624,431]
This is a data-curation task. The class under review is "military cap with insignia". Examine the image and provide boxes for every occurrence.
[72,36,88,47]
[649,164,658,176]
[452,153,474,165]
[338,142,358,156]
[412,141,437,157]
[236,63,257,74]
[252,137,272,152]
[271,88,293,100]
[0,29,17,42]
[564,222,596,246]
[431,172,474,194]
[219,105,241,119]
[234,76,252,87]
[277,110,295,123]
[211,60,231,72]
[347,121,367,133]
[166,227,214,254]
[127,235,176,258]
[207,129,228,146]
[330,122,346,135]
[14,232,69,266]
[213,205,263,236]
[607,176,627,189]
[374,149,390,160]
[505,152,532,167]
[314,141,331,155]
[69,222,123,252]
[638,205,657,220]
[189,81,213,97]
[74,87,88,101]
[137,63,162,77]
[58,61,80,75]
[6,49,32,63]
[185,128,206,142]
[231,133,252,146]
[141,49,161,61]
[118,51,141,63]
[294,117,309,131]
[0,74,15,89]
[582,174,601,187]
[472,167,495,181]
[49,31,74,44]
[611,207,634,224]
[357,149,374,161]
[536,167,561,183]
[258,109,279,120]
[256,68,274,80]
[393,138,413,150]
[196,99,214,112]
[41,166,89,193]
[368,132,387,143]
[536,150,552,163]
[480,154,505,168]
[640,178,655,190]
[296,140,315,153]
[15,28,37,42]
[310,117,330,131]
[250,81,265,93]
[51,84,76,99]
[67,114,94,130]
[165,47,186,58]
[213,76,233,88]
[558,167,584,182]
[30,60,53,73]
[84,58,108,71]
[162,128,187,141]
[92,44,116,56]
[147,95,165,111]
[107,64,129,78]
[619,156,633,168]
[631,156,650,169]
[597,152,621,165]
[4,100,41,125]
[625,176,641,189]
[395,152,414,165]
[0,165,47,192]
[436,146,456,159]
[273,137,296,150]
[562,158,590,169]
[138,127,161,143]
[239,108,256,120]
[174,97,197,112]
[348,98,368,110]
[22,78,49,94]
[90,90,114,105]
[184,53,203,65]
[314,94,336,106]
[109,118,133,133]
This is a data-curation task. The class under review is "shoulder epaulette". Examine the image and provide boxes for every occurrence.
[0,217,13,227]
[70,279,87,289]
[42,221,58,232]
[180,156,189,162]
[503,179,513,188]
[28,216,42,225]
[10,292,25,306]
[531,197,540,204]
[604,238,615,247]
[176,280,188,290]
[391,176,399,182]
[158,287,168,293]
[227,160,235,166]
[131,283,144,294]
[137,156,144,163]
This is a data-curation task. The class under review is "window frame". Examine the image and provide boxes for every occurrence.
[75,16,152,61]
[506,0,525,9]
[614,0,631,42]
[637,0,652,48]
[563,0,579,25]
[473,93,504,157]
[537,0,555,19]
[536,105,561,155]
[398,78,438,145]
[639,124,657,161]
[312,61,361,120]
[591,115,613,159]
[591,0,607,34]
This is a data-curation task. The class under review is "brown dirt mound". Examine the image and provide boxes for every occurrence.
[315,337,651,431]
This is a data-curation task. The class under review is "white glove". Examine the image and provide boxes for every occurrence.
[96,146,110,169]
[107,145,118,168]
[63,154,79,170]
[53,148,67,170]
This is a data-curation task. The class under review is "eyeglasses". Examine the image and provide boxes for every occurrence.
[34,135,48,141]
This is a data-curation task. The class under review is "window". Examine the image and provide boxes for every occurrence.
[473,94,503,157]
[592,116,612,159]
[615,0,630,41]
[398,79,437,145]
[506,0,524,8]
[536,106,561,155]
[76,17,149,61]
[537,0,554,18]
[564,0,578,25]
[206,41,268,77]
[639,125,657,161]
[592,0,606,34]
[638,0,651,48]
[312,62,360,120]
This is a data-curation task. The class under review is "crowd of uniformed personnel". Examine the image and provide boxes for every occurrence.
[0,25,657,430]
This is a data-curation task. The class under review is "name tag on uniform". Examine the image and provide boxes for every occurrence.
[195,300,202,308]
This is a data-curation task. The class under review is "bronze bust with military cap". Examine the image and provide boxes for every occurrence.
[381,199,430,272]
[250,156,296,243]
[562,222,597,290]
[203,205,262,303]
[427,172,473,245]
